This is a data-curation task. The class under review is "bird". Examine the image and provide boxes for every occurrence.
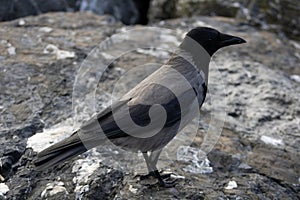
[34,27,246,187]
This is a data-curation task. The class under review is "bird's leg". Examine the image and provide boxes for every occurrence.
[148,149,169,178]
[149,150,177,187]
[139,151,160,179]
[140,150,177,187]
[140,152,156,178]
[141,151,170,178]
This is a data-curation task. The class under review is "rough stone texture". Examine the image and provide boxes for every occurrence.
[148,0,178,22]
[233,0,300,41]
[0,0,300,40]
[0,0,77,21]
[1,0,299,40]
[79,0,151,25]
[0,12,299,199]
[176,0,243,18]
[0,0,150,25]
[150,0,300,40]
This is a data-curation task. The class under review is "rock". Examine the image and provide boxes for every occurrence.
[0,12,299,199]
[40,181,69,198]
[0,116,44,180]
[79,0,138,25]
[224,180,238,190]
[43,44,76,60]
[0,0,73,21]
[150,0,300,41]
[1,0,299,41]
[83,167,123,200]
[0,183,9,197]
[260,135,284,147]
[80,0,151,25]
[0,0,151,25]
[177,146,213,174]
[177,0,242,18]
[148,0,178,22]
[290,75,300,83]
[236,0,300,40]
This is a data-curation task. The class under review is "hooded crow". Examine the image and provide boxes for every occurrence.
[34,27,246,187]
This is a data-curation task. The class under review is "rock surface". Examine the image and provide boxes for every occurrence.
[150,0,300,40]
[1,0,299,40]
[0,12,299,199]
[0,0,150,25]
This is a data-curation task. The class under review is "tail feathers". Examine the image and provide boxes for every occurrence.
[34,131,88,171]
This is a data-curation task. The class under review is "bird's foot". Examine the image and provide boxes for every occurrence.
[138,171,156,180]
[157,178,177,188]
[138,170,177,188]
[153,170,177,188]
[138,171,171,180]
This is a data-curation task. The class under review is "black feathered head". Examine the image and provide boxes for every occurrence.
[186,27,246,56]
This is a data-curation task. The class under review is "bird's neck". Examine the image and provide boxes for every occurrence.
[179,37,211,84]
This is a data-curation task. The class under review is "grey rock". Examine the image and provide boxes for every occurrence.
[0,12,299,199]
[236,0,300,40]
[0,0,75,21]
[176,0,243,18]
[79,0,139,25]
[0,116,44,180]
[84,167,123,200]
[0,0,151,25]
[150,0,300,40]
[148,0,178,22]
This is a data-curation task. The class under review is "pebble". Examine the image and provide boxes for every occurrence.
[290,75,300,83]
[224,180,238,190]
[0,183,9,196]
[260,135,284,147]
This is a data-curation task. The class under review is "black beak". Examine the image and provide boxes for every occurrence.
[219,33,246,48]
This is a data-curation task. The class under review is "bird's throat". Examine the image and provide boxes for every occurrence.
[179,36,211,84]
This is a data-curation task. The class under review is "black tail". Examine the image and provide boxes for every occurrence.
[34,131,88,170]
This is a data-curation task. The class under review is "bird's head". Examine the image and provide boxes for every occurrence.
[185,27,246,56]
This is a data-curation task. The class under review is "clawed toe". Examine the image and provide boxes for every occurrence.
[158,178,177,188]
[137,170,178,187]
[138,171,156,180]
[160,173,171,179]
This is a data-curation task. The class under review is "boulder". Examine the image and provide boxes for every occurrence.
[0,12,299,199]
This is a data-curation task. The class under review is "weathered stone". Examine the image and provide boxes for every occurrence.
[0,12,299,199]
